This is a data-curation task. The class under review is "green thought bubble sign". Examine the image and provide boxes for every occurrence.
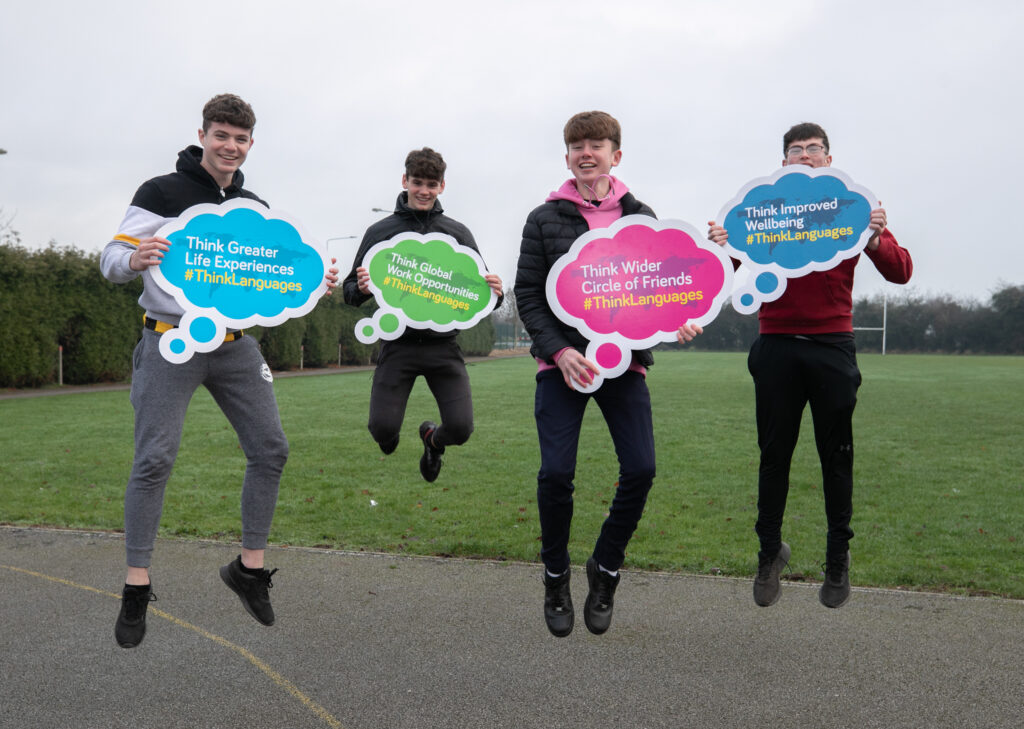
[355,233,497,343]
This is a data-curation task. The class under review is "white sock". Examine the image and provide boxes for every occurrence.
[546,569,566,579]
[598,564,618,578]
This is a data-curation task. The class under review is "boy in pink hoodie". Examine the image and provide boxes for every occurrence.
[514,111,700,637]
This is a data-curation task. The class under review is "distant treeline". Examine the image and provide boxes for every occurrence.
[659,285,1024,355]
[0,243,495,388]
[492,281,1024,357]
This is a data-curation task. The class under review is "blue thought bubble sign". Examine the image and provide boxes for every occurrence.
[717,166,877,314]
[151,198,329,363]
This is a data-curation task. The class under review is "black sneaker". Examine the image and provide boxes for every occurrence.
[220,555,277,626]
[753,541,791,607]
[543,570,574,638]
[583,557,619,635]
[819,551,851,608]
[115,583,156,649]
[379,434,399,455]
[418,421,444,482]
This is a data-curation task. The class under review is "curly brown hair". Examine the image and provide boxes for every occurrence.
[404,147,447,181]
[202,94,256,133]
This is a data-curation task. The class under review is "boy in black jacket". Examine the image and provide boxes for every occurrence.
[343,148,502,482]
[514,111,700,637]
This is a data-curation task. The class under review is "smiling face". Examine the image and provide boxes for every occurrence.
[566,138,621,198]
[198,121,253,188]
[403,174,445,211]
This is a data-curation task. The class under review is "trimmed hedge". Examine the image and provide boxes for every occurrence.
[333,302,378,366]
[456,315,496,356]
[0,243,495,387]
[0,244,142,386]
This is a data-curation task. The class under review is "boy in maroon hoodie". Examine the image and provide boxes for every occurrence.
[515,111,700,637]
[708,122,913,609]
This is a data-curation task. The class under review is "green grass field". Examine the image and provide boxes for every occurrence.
[2,351,1021,597]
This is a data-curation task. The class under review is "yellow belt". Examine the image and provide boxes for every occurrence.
[143,316,244,342]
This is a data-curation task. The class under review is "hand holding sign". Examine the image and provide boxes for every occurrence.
[151,198,329,363]
[354,233,498,343]
[546,215,732,392]
[717,166,877,314]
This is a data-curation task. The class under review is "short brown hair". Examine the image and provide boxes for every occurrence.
[564,111,621,150]
[202,94,256,133]
[783,122,829,154]
[405,147,446,181]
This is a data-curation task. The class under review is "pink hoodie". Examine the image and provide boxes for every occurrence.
[546,176,630,230]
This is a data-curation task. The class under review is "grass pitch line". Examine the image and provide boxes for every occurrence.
[0,564,346,729]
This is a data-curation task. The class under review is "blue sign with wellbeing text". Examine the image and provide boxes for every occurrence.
[718,166,876,314]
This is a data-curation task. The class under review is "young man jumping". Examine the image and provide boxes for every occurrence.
[708,122,913,609]
[101,93,337,647]
[515,111,701,637]
[343,147,502,482]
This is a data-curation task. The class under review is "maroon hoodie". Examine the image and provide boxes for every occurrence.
[757,228,913,334]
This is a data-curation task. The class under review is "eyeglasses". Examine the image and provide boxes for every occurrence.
[786,144,827,157]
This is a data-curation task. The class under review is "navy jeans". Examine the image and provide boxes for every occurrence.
[748,334,861,561]
[534,369,656,574]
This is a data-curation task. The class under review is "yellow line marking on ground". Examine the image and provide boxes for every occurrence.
[0,564,345,729]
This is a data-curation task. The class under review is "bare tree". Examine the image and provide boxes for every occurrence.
[492,286,529,349]
[0,207,19,247]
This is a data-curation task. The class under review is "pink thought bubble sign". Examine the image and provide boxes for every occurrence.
[546,215,732,391]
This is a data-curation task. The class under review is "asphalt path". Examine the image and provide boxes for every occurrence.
[2,526,1022,729]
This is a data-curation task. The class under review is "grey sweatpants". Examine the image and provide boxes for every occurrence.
[124,328,288,567]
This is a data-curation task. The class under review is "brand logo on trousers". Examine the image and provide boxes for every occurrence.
[260,363,273,383]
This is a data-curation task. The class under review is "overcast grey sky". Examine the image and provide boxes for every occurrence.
[2,0,1021,302]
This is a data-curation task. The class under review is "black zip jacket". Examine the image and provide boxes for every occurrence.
[342,192,501,341]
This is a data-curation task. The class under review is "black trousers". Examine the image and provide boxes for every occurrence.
[747,334,861,560]
[368,338,473,449]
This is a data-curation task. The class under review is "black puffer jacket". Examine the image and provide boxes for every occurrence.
[514,194,656,366]
[343,192,500,341]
